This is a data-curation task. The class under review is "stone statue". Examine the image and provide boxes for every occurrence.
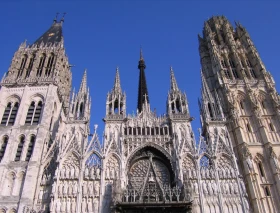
[192,170,197,178]
[81,198,87,212]
[83,182,88,195]
[94,183,100,196]
[73,182,78,194]
[51,182,56,194]
[90,168,95,179]
[85,167,89,177]
[63,182,68,195]
[96,168,100,179]
[71,198,76,212]
[194,182,199,194]
[39,190,44,199]
[89,182,94,195]
[203,181,208,194]
[56,200,61,213]
[246,157,253,172]
[68,182,73,195]
[233,181,238,194]
[207,181,213,195]
[211,181,217,195]
[201,169,205,179]
[88,198,93,212]
[66,198,71,212]
[70,167,75,178]
[106,167,110,179]
[61,198,66,212]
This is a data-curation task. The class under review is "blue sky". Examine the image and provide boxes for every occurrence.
[1,1,280,139]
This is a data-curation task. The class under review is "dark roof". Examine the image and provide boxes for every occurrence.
[33,21,63,46]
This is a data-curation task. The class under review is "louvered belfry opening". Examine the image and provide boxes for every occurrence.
[25,101,43,125]
[15,136,25,161]
[1,102,19,126]
[0,136,8,162]
[25,136,36,161]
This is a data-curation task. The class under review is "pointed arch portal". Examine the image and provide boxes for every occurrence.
[116,147,192,213]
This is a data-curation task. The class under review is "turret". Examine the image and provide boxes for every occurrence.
[167,67,189,116]
[69,69,91,121]
[105,67,126,117]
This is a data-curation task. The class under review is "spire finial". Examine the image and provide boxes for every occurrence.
[61,12,66,23]
[140,45,144,61]
[78,69,87,94]
[113,66,122,94]
[170,66,179,92]
[54,12,59,23]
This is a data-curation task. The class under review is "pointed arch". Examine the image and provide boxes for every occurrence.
[0,135,9,162]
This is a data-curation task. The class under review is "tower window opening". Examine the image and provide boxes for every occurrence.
[25,135,36,161]
[229,60,235,68]
[0,136,8,162]
[124,128,127,135]
[45,54,55,76]
[241,60,245,68]
[269,123,275,132]
[224,69,231,79]
[264,186,271,196]
[155,127,159,135]
[15,136,25,161]
[249,68,257,78]
[25,55,35,78]
[128,127,132,135]
[137,127,141,135]
[171,102,175,113]
[261,101,266,109]
[175,99,181,113]
[1,102,19,126]
[221,60,226,68]
[79,102,84,117]
[133,128,136,135]
[25,101,43,125]
[37,54,46,77]
[258,162,265,177]
[146,127,150,135]
[246,59,252,67]
[164,127,168,135]
[208,103,214,118]
[114,100,119,114]
[239,101,244,110]
[160,127,164,135]
[232,69,239,79]
[246,123,252,132]
[18,55,28,78]
[151,127,155,135]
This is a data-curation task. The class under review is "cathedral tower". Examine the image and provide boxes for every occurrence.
[199,16,280,212]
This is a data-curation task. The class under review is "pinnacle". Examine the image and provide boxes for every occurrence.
[113,67,122,94]
[170,67,179,92]
[78,69,87,94]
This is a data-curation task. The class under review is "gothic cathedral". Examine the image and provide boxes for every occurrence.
[0,15,279,213]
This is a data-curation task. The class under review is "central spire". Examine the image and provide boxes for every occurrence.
[137,47,149,113]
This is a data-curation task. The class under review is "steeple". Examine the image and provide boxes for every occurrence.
[137,47,149,113]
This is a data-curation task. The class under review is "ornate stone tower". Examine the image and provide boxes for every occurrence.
[199,16,280,212]
[0,16,72,212]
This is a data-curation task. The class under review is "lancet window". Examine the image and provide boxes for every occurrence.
[37,54,46,77]
[1,102,19,126]
[18,55,28,78]
[25,135,36,161]
[15,135,25,161]
[45,53,55,76]
[25,54,35,78]
[25,101,43,125]
[0,136,8,162]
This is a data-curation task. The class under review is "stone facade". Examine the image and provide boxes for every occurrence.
[0,15,278,213]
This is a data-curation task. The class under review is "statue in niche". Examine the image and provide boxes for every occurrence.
[88,182,93,195]
[82,182,88,195]
[246,157,254,172]
[220,182,224,194]
[201,169,205,179]
[224,181,229,194]
[71,198,76,212]
[228,181,233,194]
[85,167,89,177]
[188,170,193,179]
[106,167,110,179]
[81,198,87,212]
[211,181,217,195]
[66,198,71,213]
[63,182,68,195]
[202,181,208,194]
[192,170,197,178]
[93,199,99,212]
[96,167,100,179]
[55,199,61,213]
[70,167,75,178]
[218,169,223,179]
[210,168,215,178]
[110,168,115,179]
[194,181,199,194]
[39,190,44,200]
[240,179,247,196]
[230,169,235,178]
[207,181,213,195]
[94,183,100,196]
[206,169,210,179]
[60,168,65,179]
[51,182,56,194]
[58,183,62,195]
[233,181,238,194]
[75,168,79,178]
[68,182,73,195]
[88,198,93,212]
[90,168,95,179]
[73,182,78,195]
[61,198,66,212]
